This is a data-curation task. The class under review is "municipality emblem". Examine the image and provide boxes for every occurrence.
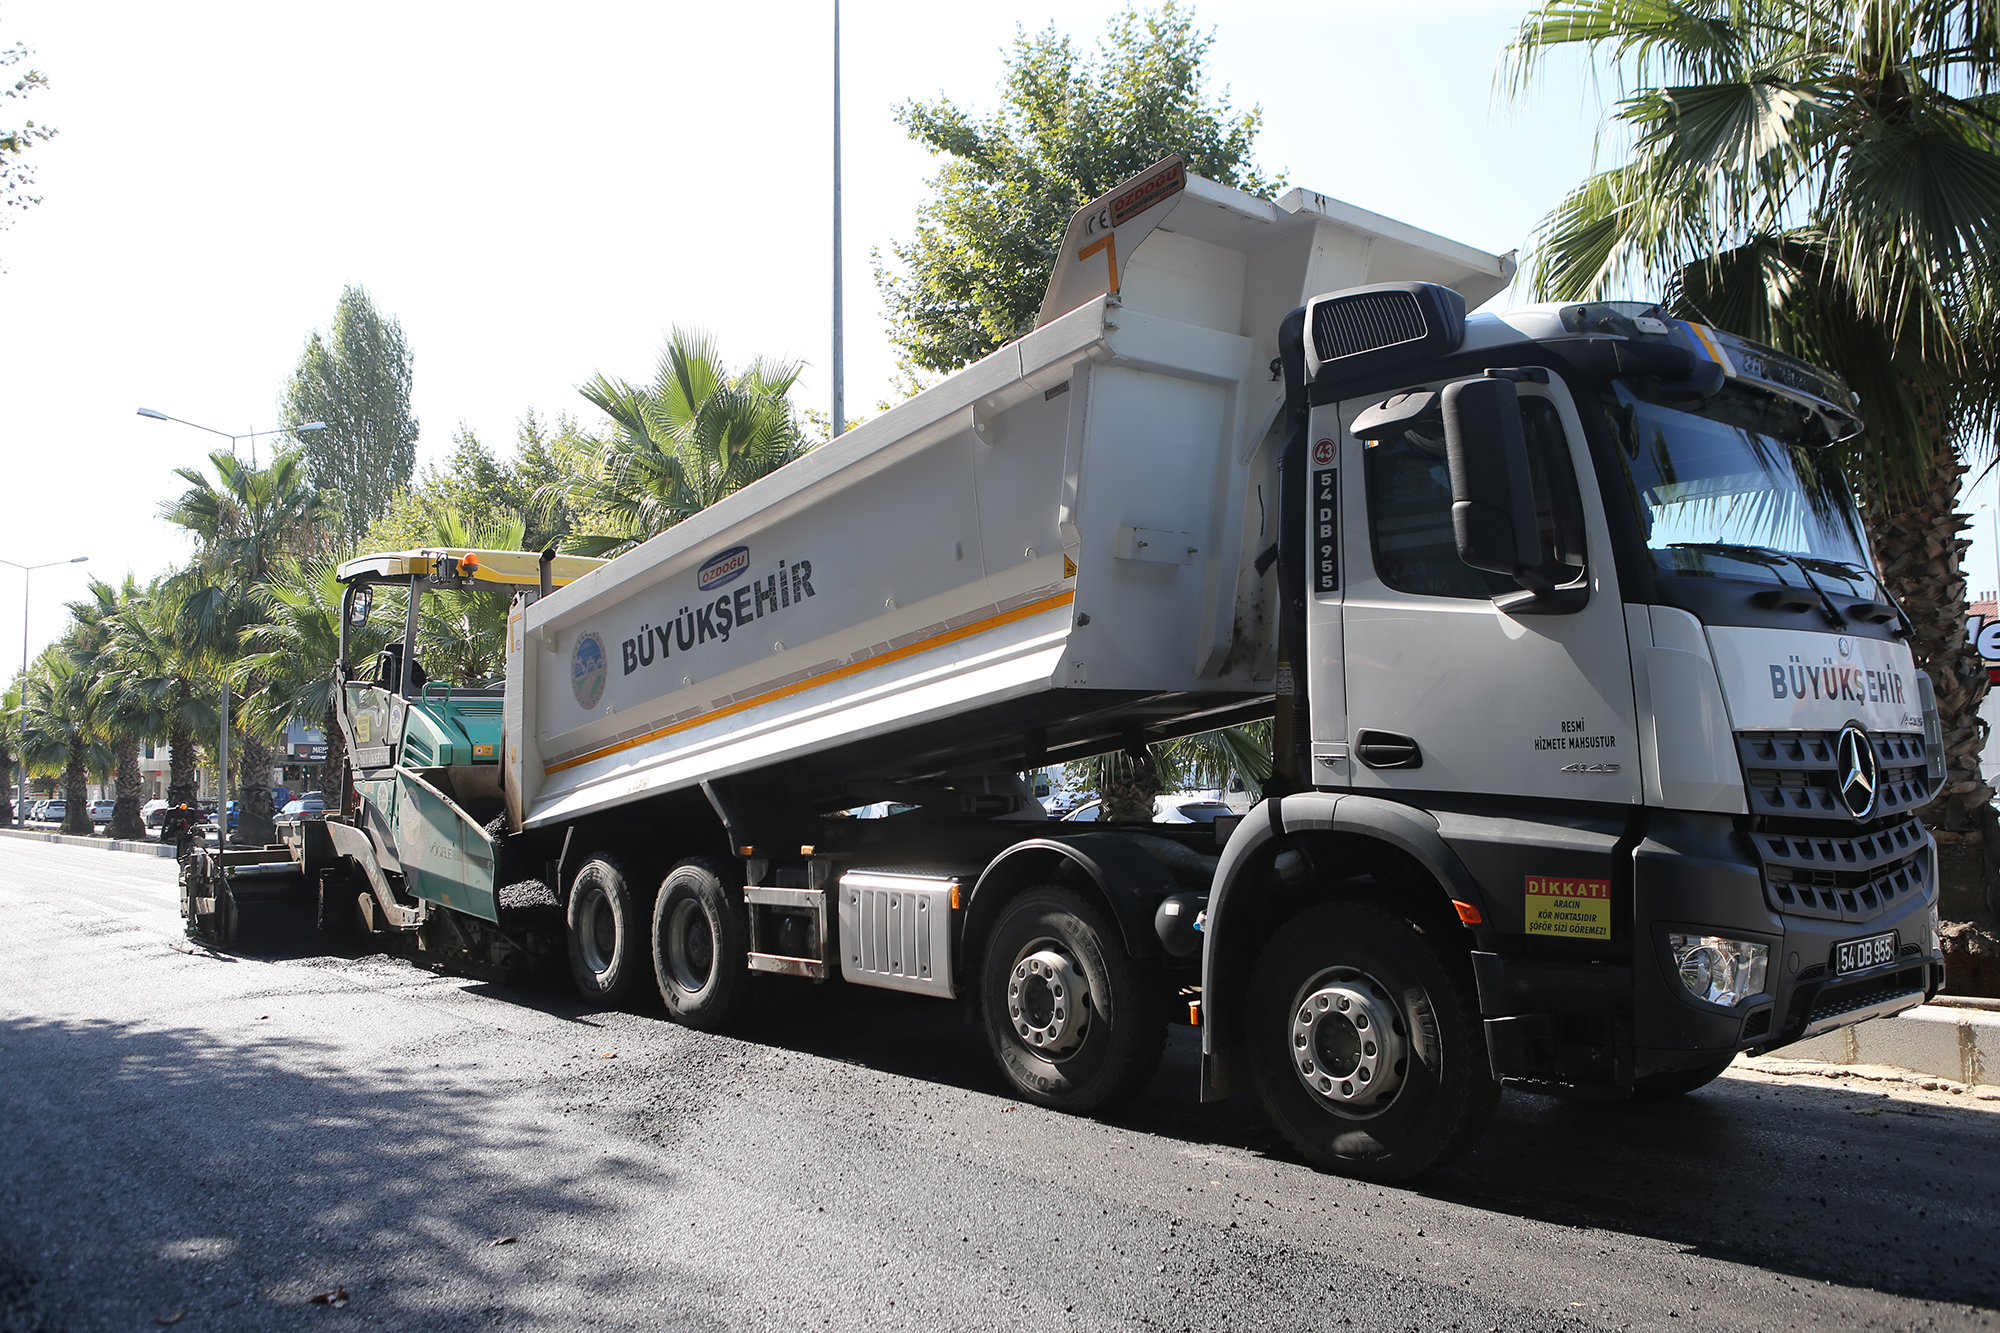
[572,632,608,710]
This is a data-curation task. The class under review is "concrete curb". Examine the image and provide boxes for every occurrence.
[0,827,175,858]
[1777,999,1999,1087]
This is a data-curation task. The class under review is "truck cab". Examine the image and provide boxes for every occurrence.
[1192,285,1945,1172]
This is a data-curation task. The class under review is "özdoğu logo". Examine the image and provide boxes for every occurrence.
[572,632,608,709]
[697,545,751,591]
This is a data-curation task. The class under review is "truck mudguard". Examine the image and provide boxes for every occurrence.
[1199,792,1489,1100]
[965,833,1181,968]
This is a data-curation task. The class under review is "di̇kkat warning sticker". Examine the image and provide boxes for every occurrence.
[1524,876,1612,939]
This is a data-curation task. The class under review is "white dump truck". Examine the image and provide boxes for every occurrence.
[184,157,1948,1181]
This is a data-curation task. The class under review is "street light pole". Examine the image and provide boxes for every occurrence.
[0,554,89,827]
[138,409,328,823]
[830,0,844,440]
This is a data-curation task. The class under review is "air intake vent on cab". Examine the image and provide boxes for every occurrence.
[1302,281,1468,382]
[1313,290,1426,362]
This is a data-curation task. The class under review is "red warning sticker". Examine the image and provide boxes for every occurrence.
[1524,876,1612,939]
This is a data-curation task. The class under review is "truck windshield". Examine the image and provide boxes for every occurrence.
[1602,379,1878,598]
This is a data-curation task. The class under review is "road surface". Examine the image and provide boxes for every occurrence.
[1,836,1994,1331]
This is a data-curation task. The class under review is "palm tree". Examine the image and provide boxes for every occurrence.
[0,677,19,827]
[67,577,164,839]
[240,552,394,816]
[1065,721,1272,821]
[101,579,218,811]
[162,448,338,845]
[16,647,100,836]
[1507,0,2000,922]
[412,509,528,687]
[546,328,814,557]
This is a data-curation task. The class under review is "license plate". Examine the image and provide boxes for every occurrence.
[1834,931,1898,975]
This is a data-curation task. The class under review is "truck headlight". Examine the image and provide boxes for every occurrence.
[1668,934,1769,1007]
[1928,901,1941,955]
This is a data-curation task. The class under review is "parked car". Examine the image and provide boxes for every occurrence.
[280,793,327,818]
[1062,794,1236,824]
[39,799,66,824]
[141,799,170,829]
[89,799,116,824]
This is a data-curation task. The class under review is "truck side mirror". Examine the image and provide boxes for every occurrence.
[1442,377,1542,586]
[348,587,373,627]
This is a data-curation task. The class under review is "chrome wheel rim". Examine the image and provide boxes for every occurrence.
[1008,942,1090,1057]
[1288,967,1408,1116]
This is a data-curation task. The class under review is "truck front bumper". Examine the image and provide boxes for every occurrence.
[1477,810,1943,1093]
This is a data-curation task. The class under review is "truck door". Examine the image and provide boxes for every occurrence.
[1327,375,1640,805]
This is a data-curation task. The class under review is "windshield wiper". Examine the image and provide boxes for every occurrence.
[1669,542,1851,628]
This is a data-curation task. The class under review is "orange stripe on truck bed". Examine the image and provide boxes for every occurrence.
[544,590,1076,776]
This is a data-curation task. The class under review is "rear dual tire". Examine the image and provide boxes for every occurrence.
[567,856,647,1004]
[565,854,751,1031]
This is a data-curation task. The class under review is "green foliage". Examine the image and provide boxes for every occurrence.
[283,285,421,543]
[364,412,594,557]
[878,2,1282,374]
[0,30,53,230]
[1505,0,2000,495]
[1062,719,1271,813]
[549,328,814,557]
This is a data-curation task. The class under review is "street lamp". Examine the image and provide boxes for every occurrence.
[137,408,327,819]
[136,408,328,465]
[1,554,88,827]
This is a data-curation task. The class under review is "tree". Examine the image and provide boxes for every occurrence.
[69,577,163,840]
[363,412,591,556]
[282,285,419,543]
[1,28,54,234]
[240,553,393,817]
[0,677,18,826]
[1065,720,1271,820]
[162,450,339,845]
[1506,0,2000,948]
[101,579,217,811]
[549,328,813,557]
[878,2,1282,374]
[16,647,97,835]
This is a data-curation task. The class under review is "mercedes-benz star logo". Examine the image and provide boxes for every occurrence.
[1836,724,1878,819]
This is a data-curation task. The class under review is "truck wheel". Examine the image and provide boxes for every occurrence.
[566,856,646,1004]
[652,858,750,1031]
[1632,1057,1734,1099]
[1248,901,1497,1183]
[980,887,1165,1114]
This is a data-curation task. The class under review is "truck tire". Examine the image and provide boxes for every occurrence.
[1247,901,1497,1183]
[980,887,1165,1114]
[652,858,750,1031]
[1632,1057,1734,1099]
[566,855,647,1004]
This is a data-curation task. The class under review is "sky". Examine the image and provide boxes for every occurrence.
[0,0,1806,671]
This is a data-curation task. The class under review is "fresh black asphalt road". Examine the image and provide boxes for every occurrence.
[1,836,1995,1332]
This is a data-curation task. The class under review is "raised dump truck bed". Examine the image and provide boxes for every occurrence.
[506,161,1514,830]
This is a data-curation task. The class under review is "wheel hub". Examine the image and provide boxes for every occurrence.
[1009,948,1089,1055]
[578,887,616,973]
[1289,974,1407,1111]
[665,897,714,993]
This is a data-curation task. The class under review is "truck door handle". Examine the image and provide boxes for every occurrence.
[1354,729,1422,770]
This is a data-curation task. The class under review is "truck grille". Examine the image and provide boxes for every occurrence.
[1736,729,1930,822]
[1312,290,1426,363]
[1750,812,1930,925]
